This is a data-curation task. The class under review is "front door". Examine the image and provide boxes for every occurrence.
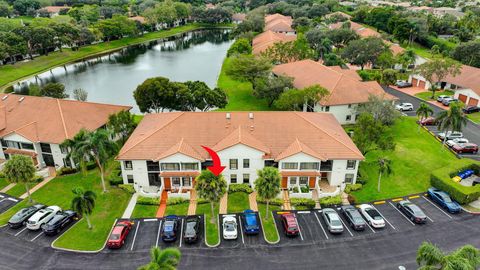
[42,154,54,166]
[164,177,171,191]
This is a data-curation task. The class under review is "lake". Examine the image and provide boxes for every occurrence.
[14,29,234,113]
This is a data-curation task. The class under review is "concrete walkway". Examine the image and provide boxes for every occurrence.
[187,189,197,215]
[0,183,15,193]
[312,189,321,209]
[121,193,138,219]
[341,192,350,206]
[249,191,258,211]
[19,176,55,199]
[282,190,291,210]
[156,190,168,218]
[219,193,228,214]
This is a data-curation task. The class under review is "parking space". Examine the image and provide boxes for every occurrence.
[219,214,243,248]
[182,215,205,249]
[238,212,267,247]
[409,195,468,222]
[0,193,20,214]
[314,210,351,240]
[372,203,411,232]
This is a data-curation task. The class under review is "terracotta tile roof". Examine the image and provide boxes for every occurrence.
[272,59,397,106]
[41,6,70,13]
[265,13,294,33]
[252,30,297,55]
[155,138,203,161]
[232,13,246,21]
[4,148,37,157]
[117,112,364,161]
[265,14,292,24]
[128,16,146,24]
[276,138,326,161]
[442,65,480,96]
[0,94,131,144]
[384,40,405,55]
[329,21,381,38]
[324,11,352,19]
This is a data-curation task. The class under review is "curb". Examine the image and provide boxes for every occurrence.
[460,206,480,215]
[204,214,220,248]
[51,218,118,254]
[258,210,280,245]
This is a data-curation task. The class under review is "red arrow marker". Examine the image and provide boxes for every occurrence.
[201,146,226,176]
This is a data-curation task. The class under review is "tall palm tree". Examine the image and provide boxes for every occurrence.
[318,38,333,60]
[416,102,434,131]
[195,170,227,224]
[2,155,36,203]
[138,247,181,270]
[377,158,392,192]
[436,102,467,146]
[417,242,480,270]
[255,167,281,219]
[62,129,117,193]
[71,187,96,230]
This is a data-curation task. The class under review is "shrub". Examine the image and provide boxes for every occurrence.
[33,175,44,182]
[319,195,342,207]
[344,183,363,194]
[356,178,367,185]
[57,167,77,176]
[290,186,300,193]
[357,69,382,82]
[167,197,189,205]
[108,168,123,186]
[227,38,252,56]
[347,194,356,205]
[197,198,209,204]
[109,177,123,186]
[86,161,97,170]
[137,196,160,205]
[430,161,480,204]
[300,185,310,193]
[119,184,135,194]
[228,183,253,194]
[0,172,5,178]
[256,197,283,206]
[290,198,316,209]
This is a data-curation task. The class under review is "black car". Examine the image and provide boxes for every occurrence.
[42,210,78,235]
[340,205,367,231]
[397,200,427,224]
[463,106,480,114]
[8,204,46,229]
[161,215,179,242]
[183,216,200,244]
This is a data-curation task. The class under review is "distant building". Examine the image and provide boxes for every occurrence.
[252,30,297,55]
[128,16,147,24]
[265,13,296,34]
[232,13,246,24]
[38,6,70,17]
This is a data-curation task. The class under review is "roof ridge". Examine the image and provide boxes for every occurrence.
[56,99,69,139]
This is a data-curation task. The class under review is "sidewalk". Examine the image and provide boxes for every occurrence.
[187,189,197,215]
[121,193,138,219]
[0,183,15,193]
[312,189,321,209]
[155,190,168,218]
[19,176,54,199]
[249,191,258,211]
[282,190,291,210]
[219,193,228,214]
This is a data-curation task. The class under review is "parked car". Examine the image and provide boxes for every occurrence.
[463,106,480,114]
[396,200,427,224]
[437,131,463,140]
[107,220,133,249]
[26,206,61,230]
[359,204,385,228]
[396,81,412,88]
[162,215,180,242]
[446,138,469,147]
[452,143,478,154]
[280,213,299,237]
[340,205,366,231]
[8,204,46,229]
[436,95,451,102]
[42,210,78,235]
[183,216,200,244]
[395,103,414,111]
[427,187,461,213]
[321,208,344,234]
[222,215,238,240]
[242,209,259,235]
[442,98,459,106]
[417,116,436,126]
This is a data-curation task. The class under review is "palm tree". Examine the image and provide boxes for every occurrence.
[195,170,227,224]
[255,167,281,219]
[436,102,467,146]
[2,155,37,203]
[318,38,332,60]
[416,102,434,132]
[138,247,181,270]
[71,187,96,230]
[62,129,117,193]
[377,158,392,192]
[417,242,480,269]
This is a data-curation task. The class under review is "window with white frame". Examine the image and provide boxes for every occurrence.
[346,115,351,121]
[300,162,319,170]
[282,162,298,170]
[161,163,180,171]
[60,145,68,154]
[172,177,181,187]
[230,174,237,183]
[346,160,356,170]
[127,175,134,184]
[299,176,308,186]
[243,159,249,168]
[243,174,249,184]
[229,159,238,170]
[181,163,198,170]
[289,177,297,186]
[345,173,355,184]
[124,160,133,170]
[182,177,192,187]
[325,106,330,112]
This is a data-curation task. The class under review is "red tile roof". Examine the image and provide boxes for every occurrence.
[442,65,480,96]
[252,30,297,55]
[265,14,294,33]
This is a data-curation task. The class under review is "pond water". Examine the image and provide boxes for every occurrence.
[14,29,234,113]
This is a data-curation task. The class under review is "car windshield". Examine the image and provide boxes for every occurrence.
[328,215,342,226]
[409,205,424,215]
[47,215,64,225]
[109,234,120,240]
[185,222,196,236]
[245,214,257,226]
[349,210,364,223]
[225,221,236,232]
[366,209,381,219]
[440,194,452,203]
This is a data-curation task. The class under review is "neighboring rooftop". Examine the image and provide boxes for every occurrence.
[265,13,294,33]
[252,30,297,55]
[117,112,364,161]
[0,94,131,144]
[232,13,246,22]
[441,65,480,95]
[40,6,70,13]
[128,16,146,24]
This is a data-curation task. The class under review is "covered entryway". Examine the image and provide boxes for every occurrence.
[418,80,426,89]
[411,78,418,87]
[468,97,479,106]
[160,171,199,194]
[3,148,38,166]
[459,94,468,104]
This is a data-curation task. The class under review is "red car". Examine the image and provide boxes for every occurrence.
[280,213,299,237]
[417,117,436,126]
[107,220,133,249]
[452,143,478,154]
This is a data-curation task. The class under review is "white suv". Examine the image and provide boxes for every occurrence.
[26,206,61,230]
[438,131,463,140]
[395,103,414,111]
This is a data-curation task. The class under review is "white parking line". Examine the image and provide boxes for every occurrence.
[7,198,18,202]
[293,215,304,241]
[337,214,354,237]
[388,202,415,226]
[130,221,140,251]
[238,215,245,244]
[364,221,376,233]
[421,196,452,219]
[375,208,396,230]
[15,227,27,236]
[314,211,329,240]
[179,218,184,248]
[30,231,44,242]
[143,218,157,222]
[426,215,434,223]
[155,220,162,247]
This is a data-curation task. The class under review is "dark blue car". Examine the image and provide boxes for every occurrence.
[161,215,179,242]
[427,187,461,213]
[242,209,259,235]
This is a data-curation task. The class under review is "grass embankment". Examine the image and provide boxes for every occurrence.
[352,117,465,202]
[0,169,130,251]
[0,23,230,88]
[196,202,219,246]
[414,90,455,101]
[216,57,272,111]
[257,203,280,243]
[227,192,250,213]
[0,178,9,191]
[165,202,189,216]
[466,112,480,124]
[131,204,158,219]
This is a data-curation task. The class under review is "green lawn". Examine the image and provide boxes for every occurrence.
[467,112,480,124]
[257,203,280,243]
[414,90,455,101]
[0,178,9,191]
[0,23,229,88]
[165,202,189,216]
[216,57,272,111]
[227,192,250,213]
[131,204,158,219]
[0,169,131,251]
[5,181,43,198]
[196,202,219,246]
[352,117,466,202]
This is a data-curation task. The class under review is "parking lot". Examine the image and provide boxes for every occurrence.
[0,193,20,214]
[218,213,267,248]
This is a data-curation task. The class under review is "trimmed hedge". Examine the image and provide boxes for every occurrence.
[256,197,283,206]
[119,184,135,194]
[319,195,342,208]
[137,196,160,205]
[56,167,77,176]
[167,198,189,205]
[33,175,44,183]
[344,183,363,194]
[228,183,253,194]
[290,198,316,209]
[430,161,480,204]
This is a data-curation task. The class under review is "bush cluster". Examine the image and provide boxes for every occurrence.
[256,197,284,206]
[290,198,316,209]
[137,196,160,205]
[119,184,135,195]
[319,195,342,207]
[344,183,363,194]
[430,162,480,204]
[228,183,253,194]
[166,198,189,205]
[57,167,78,176]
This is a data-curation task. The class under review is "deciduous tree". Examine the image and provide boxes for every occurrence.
[2,155,36,203]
